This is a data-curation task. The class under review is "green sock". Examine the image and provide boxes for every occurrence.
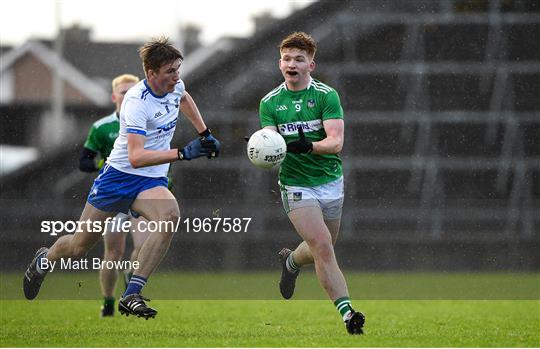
[334,296,354,321]
[103,297,115,307]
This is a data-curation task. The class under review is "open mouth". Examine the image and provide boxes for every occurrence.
[286,71,299,77]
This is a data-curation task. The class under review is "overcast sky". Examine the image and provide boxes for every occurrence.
[0,0,314,46]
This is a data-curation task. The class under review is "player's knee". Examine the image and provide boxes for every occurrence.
[158,209,180,233]
[306,234,333,260]
[71,245,90,259]
[104,248,124,261]
[167,209,180,223]
[305,231,332,247]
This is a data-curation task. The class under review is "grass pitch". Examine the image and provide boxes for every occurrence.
[1,272,539,347]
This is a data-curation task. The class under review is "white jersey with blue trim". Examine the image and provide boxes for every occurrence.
[107,79,185,178]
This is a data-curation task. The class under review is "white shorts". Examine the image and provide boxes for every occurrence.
[279,177,344,220]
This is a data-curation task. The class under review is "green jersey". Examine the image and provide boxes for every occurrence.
[259,78,344,187]
[84,112,119,160]
[83,111,175,190]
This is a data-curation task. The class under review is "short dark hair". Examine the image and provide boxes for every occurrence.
[138,36,183,76]
[279,32,316,59]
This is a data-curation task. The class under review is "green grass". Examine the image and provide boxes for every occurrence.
[2,271,539,300]
[1,272,539,347]
[1,300,538,347]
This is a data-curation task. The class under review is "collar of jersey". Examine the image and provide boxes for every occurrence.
[143,79,168,99]
[284,77,312,94]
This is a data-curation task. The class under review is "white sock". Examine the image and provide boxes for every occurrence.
[286,252,299,273]
[343,308,353,322]
[35,252,48,275]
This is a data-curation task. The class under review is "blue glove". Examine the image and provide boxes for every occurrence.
[179,130,221,160]
[201,134,220,159]
[179,138,207,160]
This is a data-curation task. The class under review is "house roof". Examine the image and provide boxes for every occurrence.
[59,41,144,81]
[0,45,12,56]
[0,40,110,106]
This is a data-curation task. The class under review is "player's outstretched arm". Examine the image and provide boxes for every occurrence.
[127,133,179,168]
[178,91,221,160]
[179,91,207,133]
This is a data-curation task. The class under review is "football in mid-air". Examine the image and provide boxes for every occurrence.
[246,129,287,169]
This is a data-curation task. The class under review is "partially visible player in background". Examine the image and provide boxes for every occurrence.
[79,74,151,317]
[257,32,365,334]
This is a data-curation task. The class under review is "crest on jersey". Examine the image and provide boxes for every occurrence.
[293,192,302,201]
[307,99,316,108]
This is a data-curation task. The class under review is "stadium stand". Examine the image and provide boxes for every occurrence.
[1,0,538,270]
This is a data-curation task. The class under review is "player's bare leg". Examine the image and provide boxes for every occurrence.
[284,206,364,334]
[122,216,150,289]
[288,206,348,299]
[278,214,340,299]
[129,187,179,278]
[118,186,179,319]
[130,216,149,262]
[101,233,126,298]
[23,203,116,300]
[289,217,341,266]
[46,203,115,261]
[99,220,127,316]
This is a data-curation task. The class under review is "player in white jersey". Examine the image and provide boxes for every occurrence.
[23,37,221,319]
[106,77,186,178]
[79,73,152,317]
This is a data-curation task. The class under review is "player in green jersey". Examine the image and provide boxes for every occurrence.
[80,74,150,317]
[258,32,364,335]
